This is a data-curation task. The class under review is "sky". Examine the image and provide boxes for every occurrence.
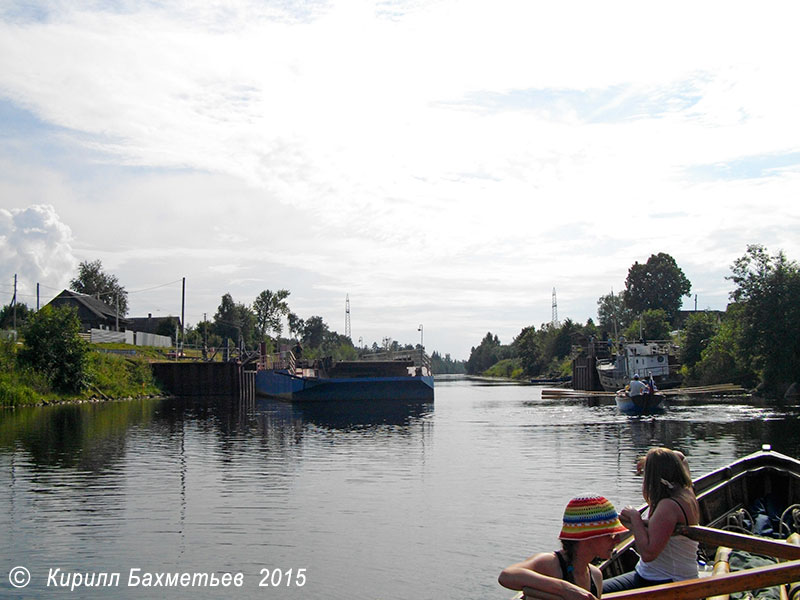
[1,0,799,360]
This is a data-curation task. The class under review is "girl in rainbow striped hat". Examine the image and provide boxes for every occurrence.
[499,495,626,599]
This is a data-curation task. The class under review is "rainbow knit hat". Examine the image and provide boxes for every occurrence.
[559,495,627,541]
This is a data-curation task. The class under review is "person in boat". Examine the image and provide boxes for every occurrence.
[627,373,648,397]
[602,447,700,594]
[499,495,627,599]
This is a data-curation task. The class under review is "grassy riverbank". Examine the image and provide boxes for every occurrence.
[1,341,163,408]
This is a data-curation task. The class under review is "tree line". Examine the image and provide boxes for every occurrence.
[1,259,452,382]
[466,246,800,398]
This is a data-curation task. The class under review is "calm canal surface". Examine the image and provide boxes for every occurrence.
[1,378,799,599]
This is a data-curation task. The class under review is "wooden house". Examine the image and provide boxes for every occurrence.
[46,290,131,332]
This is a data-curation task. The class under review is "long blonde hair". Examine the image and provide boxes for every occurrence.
[642,447,692,509]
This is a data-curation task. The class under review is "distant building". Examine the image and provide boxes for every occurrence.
[128,314,180,337]
[46,290,132,332]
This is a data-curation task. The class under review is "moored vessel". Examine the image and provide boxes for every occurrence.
[255,350,434,402]
[596,341,681,392]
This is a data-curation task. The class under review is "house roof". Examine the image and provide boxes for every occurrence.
[50,289,131,324]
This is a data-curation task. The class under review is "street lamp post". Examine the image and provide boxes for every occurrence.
[417,324,424,367]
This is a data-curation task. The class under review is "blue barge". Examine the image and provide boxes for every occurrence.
[255,354,434,402]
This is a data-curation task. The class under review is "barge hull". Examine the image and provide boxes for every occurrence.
[256,369,434,402]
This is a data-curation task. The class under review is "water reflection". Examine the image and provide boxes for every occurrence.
[0,400,156,471]
[0,386,798,600]
[281,399,433,430]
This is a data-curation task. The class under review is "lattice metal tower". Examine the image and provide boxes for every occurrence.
[345,294,351,339]
[551,287,559,328]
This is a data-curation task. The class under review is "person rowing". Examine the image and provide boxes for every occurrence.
[627,374,647,397]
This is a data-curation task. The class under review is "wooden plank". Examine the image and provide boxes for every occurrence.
[676,526,800,560]
[603,560,800,600]
[788,534,800,600]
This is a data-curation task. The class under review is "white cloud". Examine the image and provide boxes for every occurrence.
[0,204,76,305]
[1,0,800,356]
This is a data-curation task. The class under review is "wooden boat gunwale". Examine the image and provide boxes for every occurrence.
[595,446,800,600]
[513,447,800,600]
[602,447,800,572]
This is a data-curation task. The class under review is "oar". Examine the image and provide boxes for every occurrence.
[706,546,732,600]
[788,533,800,600]
[675,526,800,560]
[603,559,800,600]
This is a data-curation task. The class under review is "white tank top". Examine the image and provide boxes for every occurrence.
[635,496,699,581]
[635,534,699,581]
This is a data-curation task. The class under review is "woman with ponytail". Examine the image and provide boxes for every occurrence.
[602,447,700,593]
[499,495,626,599]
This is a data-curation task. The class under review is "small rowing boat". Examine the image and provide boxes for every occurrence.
[614,390,665,415]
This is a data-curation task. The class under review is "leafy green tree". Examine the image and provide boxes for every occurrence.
[213,293,237,340]
[253,289,290,340]
[624,253,691,323]
[514,326,542,375]
[70,260,129,316]
[596,291,634,335]
[184,319,219,348]
[0,302,34,329]
[18,305,89,393]
[680,312,720,370]
[624,309,671,341]
[213,293,257,348]
[542,318,578,362]
[692,306,755,388]
[466,332,506,375]
[583,318,598,340]
[430,351,467,374]
[287,312,304,340]
[727,245,800,396]
[155,316,181,342]
[301,316,329,349]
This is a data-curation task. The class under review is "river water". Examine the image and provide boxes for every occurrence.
[1,377,798,599]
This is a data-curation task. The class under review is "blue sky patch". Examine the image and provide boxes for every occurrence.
[684,152,800,181]
[452,83,703,124]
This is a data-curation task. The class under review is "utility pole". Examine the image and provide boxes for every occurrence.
[12,274,17,330]
[418,324,424,366]
[37,282,40,311]
[345,294,351,339]
[181,277,186,351]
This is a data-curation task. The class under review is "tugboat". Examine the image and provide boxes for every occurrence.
[595,340,681,392]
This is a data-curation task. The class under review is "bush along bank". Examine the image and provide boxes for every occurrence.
[1,337,163,408]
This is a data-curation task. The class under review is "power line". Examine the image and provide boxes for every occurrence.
[128,279,183,294]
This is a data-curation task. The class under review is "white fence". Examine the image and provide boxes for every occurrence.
[88,329,171,348]
[134,331,171,348]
